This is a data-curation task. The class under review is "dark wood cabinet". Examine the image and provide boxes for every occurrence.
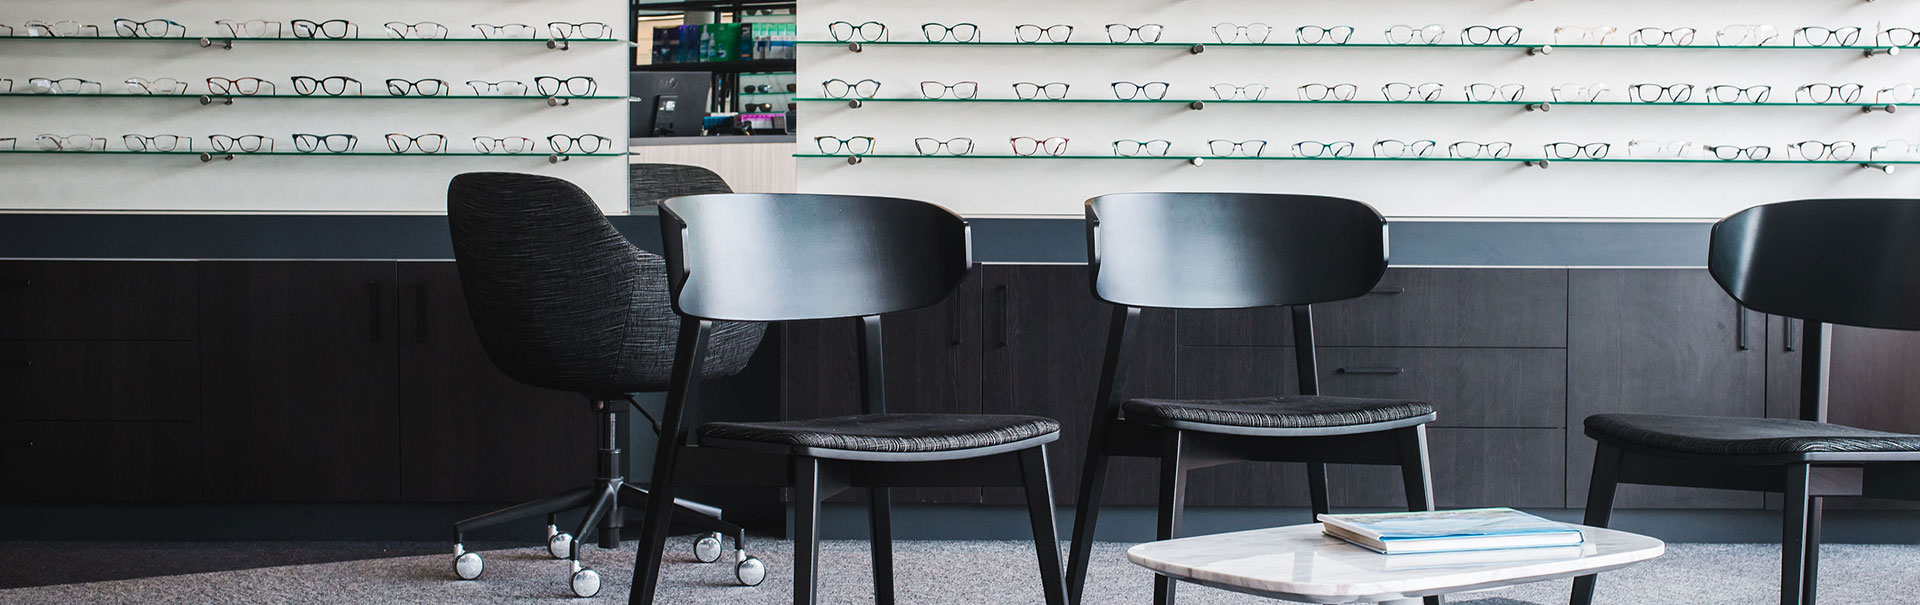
[0,340,198,421]
[0,421,200,502]
[0,261,198,341]
[1174,346,1565,429]
[1179,268,1568,348]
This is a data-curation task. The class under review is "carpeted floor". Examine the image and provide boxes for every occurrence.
[1,540,1915,604]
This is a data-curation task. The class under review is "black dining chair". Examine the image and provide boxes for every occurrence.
[1066,192,1441,605]
[1572,198,1920,605]
[628,193,1071,605]
[446,172,769,597]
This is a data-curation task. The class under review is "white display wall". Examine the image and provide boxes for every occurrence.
[796,0,1920,219]
[0,0,629,213]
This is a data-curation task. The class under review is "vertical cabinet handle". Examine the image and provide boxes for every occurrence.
[368,283,384,343]
[993,285,1009,347]
[411,284,429,343]
[1785,317,1800,352]
[1734,302,1749,351]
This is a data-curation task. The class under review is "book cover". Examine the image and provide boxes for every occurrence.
[1319,508,1583,554]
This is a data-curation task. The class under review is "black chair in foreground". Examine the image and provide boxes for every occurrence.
[1573,198,1920,605]
[629,193,1071,605]
[1067,192,1441,605]
[446,172,768,597]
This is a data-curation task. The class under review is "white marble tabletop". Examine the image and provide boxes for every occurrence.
[1127,523,1664,604]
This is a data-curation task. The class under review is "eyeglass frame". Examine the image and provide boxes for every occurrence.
[1385,24,1446,45]
[1298,83,1358,101]
[1793,26,1861,47]
[1295,25,1354,44]
[291,133,359,153]
[216,19,283,39]
[1014,24,1074,43]
[1010,136,1071,156]
[1786,140,1857,161]
[1210,83,1270,100]
[386,78,450,97]
[1628,27,1697,46]
[472,23,537,39]
[1466,82,1528,102]
[1704,145,1773,160]
[1293,140,1356,158]
[535,76,597,97]
[1112,139,1172,157]
[37,134,109,151]
[1212,22,1273,44]
[385,133,449,154]
[828,21,888,42]
[467,80,530,96]
[1111,81,1170,100]
[1705,85,1772,103]
[383,21,447,39]
[123,134,193,152]
[292,76,362,96]
[474,136,538,154]
[1104,23,1164,43]
[1628,83,1694,103]
[1796,83,1864,103]
[126,78,189,95]
[919,81,979,99]
[1373,139,1438,158]
[1543,142,1611,159]
[822,78,882,99]
[914,137,975,156]
[1462,25,1523,45]
[1206,139,1268,157]
[1013,82,1071,100]
[290,19,357,39]
[815,136,875,155]
[922,23,979,43]
[113,18,185,39]
[1383,82,1444,102]
[26,77,104,95]
[208,134,274,153]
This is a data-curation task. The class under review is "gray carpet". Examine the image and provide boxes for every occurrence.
[1,540,1916,604]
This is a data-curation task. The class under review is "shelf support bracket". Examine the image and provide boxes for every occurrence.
[1525,103,1551,112]
[1188,101,1205,111]
[1189,43,1206,55]
[1862,104,1897,114]
[1528,45,1553,56]
[1865,47,1900,58]
[1863,163,1897,173]
[1524,160,1550,169]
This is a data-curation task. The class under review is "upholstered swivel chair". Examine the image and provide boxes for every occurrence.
[629,163,733,210]
[1067,192,1441,605]
[1573,198,1920,605]
[445,172,768,597]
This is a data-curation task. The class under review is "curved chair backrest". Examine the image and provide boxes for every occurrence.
[1710,198,1920,331]
[630,163,732,210]
[659,193,972,322]
[447,172,764,396]
[1086,192,1389,309]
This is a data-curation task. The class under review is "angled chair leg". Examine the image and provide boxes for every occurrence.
[1154,431,1188,605]
[1065,429,1113,604]
[629,477,678,605]
[1307,462,1331,519]
[869,486,895,605]
[1399,425,1437,512]
[1804,496,1823,604]
[794,457,823,605]
[1020,445,1071,605]
[1783,464,1812,605]
[568,482,621,561]
[1571,443,1625,605]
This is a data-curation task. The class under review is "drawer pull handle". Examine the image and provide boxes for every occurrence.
[0,440,33,449]
[1368,287,1405,295]
[1336,366,1404,375]
[1,360,33,369]
[0,279,31,288]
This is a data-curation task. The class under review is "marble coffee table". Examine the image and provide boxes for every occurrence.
[1127,523,1663,604]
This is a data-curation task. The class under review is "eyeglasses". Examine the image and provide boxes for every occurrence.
[1011,137,1070,156]
[292,76,362,96]
[1705,85,1771,103]
[1293,140,1355,158]
[915,137,975,156]
[1796,83,1863,103]
[123,134,191,152]
[919,81,979,99]
[1298,83,1358,101]
[113,18,185,39]
[1704,145,1772,161]
[25,20,100,37]
[1879,84,1919,104]
[468,80,530,96]
[383,22,447,39]
[384,133,448,154]
[1213,22,1273,44]
[124,78,187,95]
[1111,81,1170,100]
[26,77,102,95]
[922,23,979,43]
[548,22,611,40]
[1878,28,1919,48]
[207,77,275,96]
[209,134,273,153]
[1373,139,1437,158]
[1628,83,1694,103]
[1462,25,1522,45]
[1870,140,1920,161]
[1543,142,1610,159]
[291,19,357,39]
[1210,83,1269,100]
[1555,26,1618,45]
[1112,139,1172,157]
[1550,83,1608,103]
[37,134,107,151]
[474,137,536,154]
[386,78,449,97]
[1383,82,1444,102]
[822,78,881,99]
[1014,24,1073,43]
[1207,139,1268,157]
[216,20,282,39]
[1716,25,1780,46]
[1786,140,1856,161]
[1385,24,1446,45]
[1449,141,1514,158]
[549,135,611,155]
[1628,27,1696,46]
[292,133,358,153]
[1013,82,1070,100]
[1627,140,1696,159]
[535,76,597,97]
[1793,26,1860,47]
[1296,25,1353,44]
[828,21,887,42]
[815,136,874,155]
[472,23,536,39]
[1105,24,1164,43]
[1466,82,1527,102]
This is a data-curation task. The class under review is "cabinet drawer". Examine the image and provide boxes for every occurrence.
[1176,346,1566,428]
[0,261,198,340]
[1187,428,1565,508]
[0,341,199,421]
[0,421,201,502]
[1179,268,1568,348]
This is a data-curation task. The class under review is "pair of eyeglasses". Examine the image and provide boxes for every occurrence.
[383,22,446,39]
[915,137,974,156]
[385,133,447,154]
[1207,139,1267,157]
[1550,83,1607,102]
[549,22,611,40]
[387,78,449,97]
[293,76,361,96]
[216,19,282,38]
[1014,82,1070,100]
[829,21,887,42]
[468,80,530,96]
[1870,140,1920,161]
[1879,28,1919,48]
[292,19,357,39]
[549,134,611,154]
[1463,25,1523,45]
[1449,141,1514,158]
[1105,23,1164,43]
[1794,26,1861,47]
[1384,82,1444,102]
[1015,24,1073,43]
[126,78,187,95]
[1295,140,1355,158]
[25,20,100,37]
[1880,84,1920,104]
[26,77,102,94]
[1716,24,1779,46]
[210,134,273,153]
[472,23,537,39]
[208,77,275,96]
[1554,26,1617,45]
[113,18,185,39]
[1705,145,1771,160]
[293,133,358,153]
[1787,140,1857,161]
[1374,139,1437,158]
[1627,140,1696,159]
[536,76,597,97]
[37,134,108,151]
[1299,83,1357,101]
[1296,25,1354,44]
[1706,85,1771,103]
[124,134,191,152]
[920,81,979,99]
[923,23,978,43]
[816,136,874,155]
[1210,83,1269,100]
[1544,142,1611,159]
[1629,83,1694,103]
[823,78,881,99]
[1468,83,1527,102]
[1213,22,1273,44]
[1386,24,1445,45]
[1798,83,1863,103]
[1112,81,1169,100]
[1012,136,1070,156]
[1113,139,1171,157]
[1628,27,1697,46]
[474,136,536,154]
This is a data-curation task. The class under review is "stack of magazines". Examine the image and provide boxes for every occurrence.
[1319,507,1584,556]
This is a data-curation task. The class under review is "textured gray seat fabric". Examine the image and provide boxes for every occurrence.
[1586,413,1920,456]
[698,413,1061,453]
[1121,396,1434,430]
[629,164,733,211]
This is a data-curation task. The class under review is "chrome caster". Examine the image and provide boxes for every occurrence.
[570,564,602,598]
[452,545,483,580]
[735,553,766,586]
[547,526,574,559]
[694,533,723,563]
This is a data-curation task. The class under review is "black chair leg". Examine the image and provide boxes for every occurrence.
[1571,443,1625,605]
[1397,426,1441,605]
[1154,431,1188,605]
[793,456,823,605]
[1307,462,1331,519]
[628,461,681,604]
[1783,464,1812,605]
[1805,496,1823,604]
[869,486,895,605]
[1020,445,1070,605]
[569,482,621,561]
[1065,427,1113,605]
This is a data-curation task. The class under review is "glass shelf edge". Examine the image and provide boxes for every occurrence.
[795,40,1901,51]
[791,99,1913,107]
[791,154,1920,164]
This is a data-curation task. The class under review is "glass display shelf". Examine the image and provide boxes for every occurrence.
[0,36,624,45]
[0,149,627,157]
[0,93,625,101]
[740,92,797,97]
[795,153,1920,166]
[795,97,1914,109]
[796,40,1901,52]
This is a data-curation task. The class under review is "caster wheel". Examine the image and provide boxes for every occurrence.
[570,567,602,598]
[548,532,573,560]
[693,534,723,563]
[452,551,483,580]
[735,555,766,587]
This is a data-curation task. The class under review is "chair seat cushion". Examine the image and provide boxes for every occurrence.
[697,413,1060,454]
[1121,395,1435,430]
[1586,413,1920,456]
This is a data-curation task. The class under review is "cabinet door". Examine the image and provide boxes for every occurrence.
[0,421,201,502]
[199,262,401,501]
[395,262,595,503]
[0,261,197,340]
[1568,269,1766,509]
